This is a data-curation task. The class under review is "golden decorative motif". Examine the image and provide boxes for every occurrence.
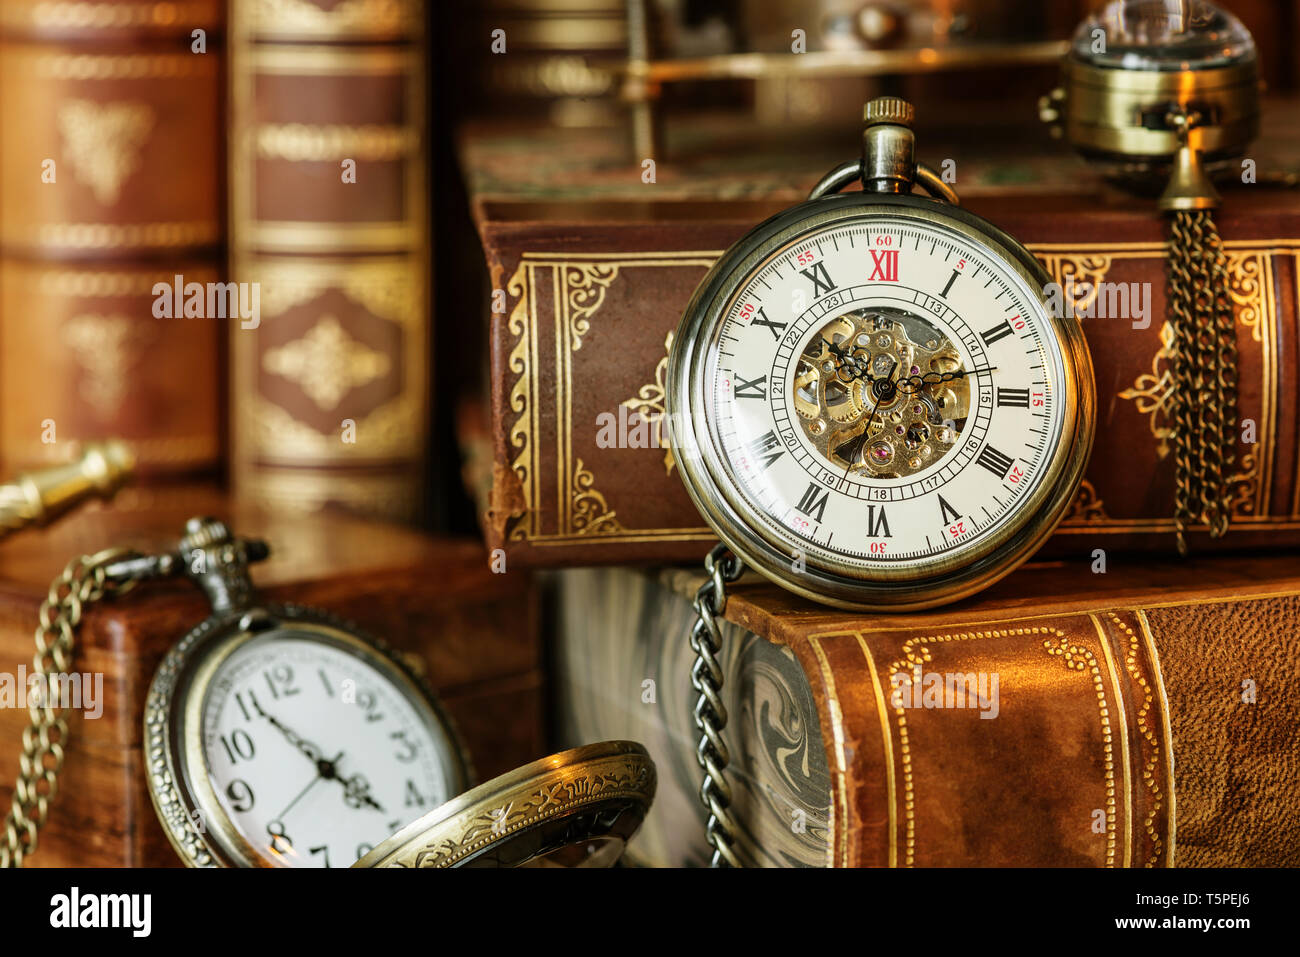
[1042,633,1118,867]
[1224,450,1260,517]
[886,627,1118,868]
[250,398,412,458]
[1108,613,1166,868]
[33,52,214,80]
[252,0,422,38]
[2,2,221,30]
[61,313,154,415]
[38,270,171,297]
[235,259,424,471]
[505,262,535,543]
[571,458,624,535]
[621,331,676,475]
[1060,478,1109,524]
[262,315,391,410]
[1034,253,1114,313]
[254,123,418,162]
[1224,250,1265,343]
[1119,321,1177,459]
[57,99,154,205]
[21,221,218,250]
[563,263,618,351]
[360,745,654,869]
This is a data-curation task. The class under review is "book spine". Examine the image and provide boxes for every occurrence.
[0,0,225,480]
[554,564,1300,867]
[228,0,429,522]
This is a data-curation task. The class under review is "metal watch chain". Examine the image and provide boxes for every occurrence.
[689,542,744,868]
[1163,112,1239,555]
[0,547,142,867]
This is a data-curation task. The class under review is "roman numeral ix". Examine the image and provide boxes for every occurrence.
[746,431,784,470]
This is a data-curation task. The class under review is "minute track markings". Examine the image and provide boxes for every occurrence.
[707,215,1061,565]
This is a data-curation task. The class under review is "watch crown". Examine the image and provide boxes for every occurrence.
[864,97,914,128]
[180,516,232,552]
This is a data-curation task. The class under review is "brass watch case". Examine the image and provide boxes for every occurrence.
[145,604,471,868]
[667,192,1096,611]
[1051,57,1259,174]
[354,741,656,868]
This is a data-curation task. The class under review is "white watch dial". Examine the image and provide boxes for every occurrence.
[200,632,456,868]
[704,214,1067,577]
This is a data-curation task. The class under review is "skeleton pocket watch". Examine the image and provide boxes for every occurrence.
[667,98,1096,866]
[668,97,1095,614]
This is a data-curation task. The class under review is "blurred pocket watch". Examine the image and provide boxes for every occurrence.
[7,514,654,868]
[1040,0,1262,552]
[666,96,1095,865]
[141,519,655,868]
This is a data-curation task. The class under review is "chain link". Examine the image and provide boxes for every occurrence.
[1,547,139,867]
[1166,209,1238,555]
[689,542,745,868]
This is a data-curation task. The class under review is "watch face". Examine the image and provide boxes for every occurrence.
[149,609,470,867]
[670,195,1093,609]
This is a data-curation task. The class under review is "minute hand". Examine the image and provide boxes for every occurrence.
[898,366,997,393]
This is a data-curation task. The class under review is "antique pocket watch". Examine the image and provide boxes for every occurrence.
[668,97,1096,613]
[0,514,653,869]
[667,98,1096,867]
[136,518,655,868]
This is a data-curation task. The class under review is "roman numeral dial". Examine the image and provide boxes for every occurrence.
[702,215,1064,576]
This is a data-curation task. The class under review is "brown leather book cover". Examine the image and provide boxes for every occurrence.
[0,491,543,867]
[554,556,1300,867]
[0,0,225,480]
[465,118,1300,565]
[228,0,430,521]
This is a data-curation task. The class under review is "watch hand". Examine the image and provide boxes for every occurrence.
[821,336,875,385]
[258,708,324,765]
[268,749,344,823]
[340,773,386,813]
[898,366,999,393]
[841,359,897,479]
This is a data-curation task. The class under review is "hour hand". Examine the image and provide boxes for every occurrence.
[341,773,385,813]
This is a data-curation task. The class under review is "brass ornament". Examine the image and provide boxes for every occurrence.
[354,741,655,868]
[1043,0,1260,553]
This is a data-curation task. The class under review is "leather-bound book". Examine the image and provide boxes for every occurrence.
[553,556,1300,867]
[0,0,225,480]
[228,0,430,522]
[0,492,543,867]
[461,113,1300,566]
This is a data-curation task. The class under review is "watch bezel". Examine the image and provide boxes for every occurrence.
[667,191,1095,611]
[144,602,472,868]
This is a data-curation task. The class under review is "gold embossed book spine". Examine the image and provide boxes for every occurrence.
[0,0,225,480]
[554,562,1300,868]
[228,0,429,521]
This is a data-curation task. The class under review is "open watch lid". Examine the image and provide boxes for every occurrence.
[354,741,656,868]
